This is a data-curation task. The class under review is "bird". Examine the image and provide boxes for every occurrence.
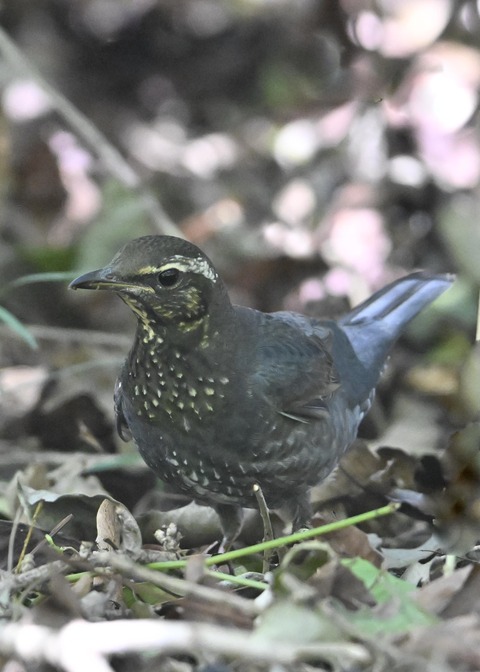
[70,235,453,546]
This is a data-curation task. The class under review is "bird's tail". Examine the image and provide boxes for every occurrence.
[339,272,454,380]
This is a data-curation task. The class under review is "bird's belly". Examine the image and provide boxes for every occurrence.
[121,392,365,509]
[240,399,364,504]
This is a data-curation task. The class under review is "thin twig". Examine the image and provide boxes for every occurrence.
[7,508,23,574]
[16,502,43,572]
[476,289,480,342]
[148,502,401,571]
[0,323,131,347]
[2,559,71,593]
[91,551,259,618]
[0,619,371,672]
[253,483,275,572]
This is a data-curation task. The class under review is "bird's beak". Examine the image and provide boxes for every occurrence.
[69,267,120,291]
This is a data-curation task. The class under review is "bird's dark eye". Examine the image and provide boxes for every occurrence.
[158,268,181,287]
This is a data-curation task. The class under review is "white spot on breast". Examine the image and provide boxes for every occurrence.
[205,387,214,396]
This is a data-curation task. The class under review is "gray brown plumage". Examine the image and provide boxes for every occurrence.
[70,235,453,544]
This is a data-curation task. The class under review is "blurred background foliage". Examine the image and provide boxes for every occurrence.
[0,0,478,411]
[1,7,480,654]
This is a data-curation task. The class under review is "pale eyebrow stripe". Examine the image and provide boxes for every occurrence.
[138,256,218,282]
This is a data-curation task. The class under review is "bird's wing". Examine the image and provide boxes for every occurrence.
[251,312,340,422]
[114,379,132,441]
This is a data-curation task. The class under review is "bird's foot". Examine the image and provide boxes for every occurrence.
[214,503,244,553]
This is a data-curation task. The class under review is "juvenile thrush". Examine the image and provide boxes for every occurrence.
[70,236,453,544]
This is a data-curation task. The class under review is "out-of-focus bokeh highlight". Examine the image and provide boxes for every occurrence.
[0,0,477,329]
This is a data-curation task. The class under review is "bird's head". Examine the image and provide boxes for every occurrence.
[70,236,228,335]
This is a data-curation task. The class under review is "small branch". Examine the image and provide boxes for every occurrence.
[0,619,371,672]
[0,323,131,347]
[1,559,71,593]
[90,551,258,618]
[147,503,400,571]
[476,289,480,342]
[253,483,275,572]
[16,502,44,571]
[206,569,267,592]
[205,502,400,567]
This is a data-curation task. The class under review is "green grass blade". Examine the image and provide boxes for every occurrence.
[0,305,38,349]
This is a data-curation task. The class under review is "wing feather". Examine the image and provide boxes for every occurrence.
[251,312,340,423]
[114,379,132,441]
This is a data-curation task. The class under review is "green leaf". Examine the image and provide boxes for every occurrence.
[274,540,334,585]
[9,271,79,289]
[253,600,344,644]
[17,245,76,273]
[74,179,151,270]
[0,305,38,349]
[341,558,437,634]
[127,582,173,606]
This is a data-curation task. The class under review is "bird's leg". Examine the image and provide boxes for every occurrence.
[281,490,313,534]
[214,503,244,553]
